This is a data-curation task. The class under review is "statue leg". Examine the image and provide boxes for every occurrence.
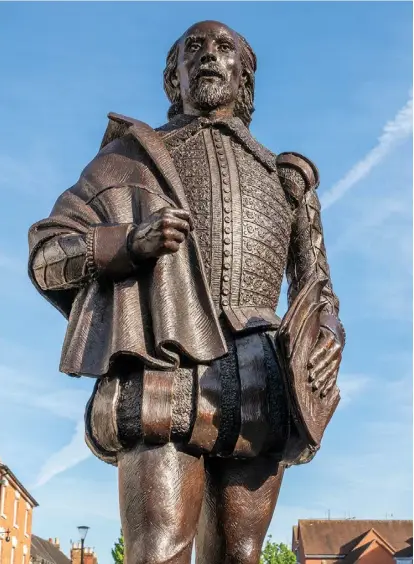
[195,456,284,564]
[118,442,205,564]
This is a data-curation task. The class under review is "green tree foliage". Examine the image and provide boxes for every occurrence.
[260,535,296,564]
[111,530,124,564]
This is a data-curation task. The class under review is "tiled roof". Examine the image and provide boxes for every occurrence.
[292,525,298,550]
[340,529,396,564]
[340,542,373,564]
[30,536,71,564]
[0,464,39,507]
[298,519,413,556]
[395,544,414,558]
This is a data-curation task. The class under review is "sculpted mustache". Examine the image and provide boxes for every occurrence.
[192,66,226,81]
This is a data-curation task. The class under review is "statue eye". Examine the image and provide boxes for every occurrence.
[188,42,201,52]
[219,43,232,52]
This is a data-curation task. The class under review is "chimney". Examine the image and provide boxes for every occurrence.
[48,538,61,551]
[71,543,98,564]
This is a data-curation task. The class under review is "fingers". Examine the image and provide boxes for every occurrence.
[169,208,191,221]
[159,209,192,234]
[164,218,191,235]
[319,364,340,397]
[311,360,340,398]
[308,343,342,382]
[163,239,180,253]
[161,208,193,231]
[308,329,335,370]
[163,228,186,244]
[156,229,185,255]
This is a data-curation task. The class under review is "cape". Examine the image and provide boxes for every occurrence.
[28,115,228,377]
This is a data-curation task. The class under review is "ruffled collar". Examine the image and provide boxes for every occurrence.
[157,114,278,172]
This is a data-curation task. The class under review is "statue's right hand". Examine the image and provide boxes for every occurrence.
[128,207,193,261]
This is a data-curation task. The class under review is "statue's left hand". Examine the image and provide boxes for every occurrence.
[307,326,343,398]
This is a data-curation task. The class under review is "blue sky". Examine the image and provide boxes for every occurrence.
[0,1,412,562]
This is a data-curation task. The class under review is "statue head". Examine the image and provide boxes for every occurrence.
[164,21,257,126]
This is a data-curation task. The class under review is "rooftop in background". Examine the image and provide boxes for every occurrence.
[293,519,413,563]
[31,535,71,564]
[0,463,39,507]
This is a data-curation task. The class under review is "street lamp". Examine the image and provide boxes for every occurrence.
[77,526,89,564]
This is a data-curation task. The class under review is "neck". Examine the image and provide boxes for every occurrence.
[182,101,236,120]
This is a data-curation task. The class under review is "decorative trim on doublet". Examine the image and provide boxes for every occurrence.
[222,133,243,308]
[158,114,278,173]
[204,129,224,305]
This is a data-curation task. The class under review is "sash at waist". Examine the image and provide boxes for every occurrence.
[221,306,281,334]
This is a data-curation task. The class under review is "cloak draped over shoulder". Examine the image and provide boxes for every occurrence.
[28,127,228,377]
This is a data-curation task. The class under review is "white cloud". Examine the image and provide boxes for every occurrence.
[0,364,90,421]
[328,197,407,258]
[321,93,413,211]
[33,389,91,422]
[33,420,91,489]
[36,473,119,521]
[271,369,412,540]
[30,391,93,488]
[0,149,61,198]
[337,373,371,408]
[0,362,93,487]
[319,374,411,514]
[0,252,25,274]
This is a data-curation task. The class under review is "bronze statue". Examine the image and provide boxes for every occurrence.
[28,21,345,564]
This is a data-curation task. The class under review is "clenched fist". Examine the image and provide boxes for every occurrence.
[128,207,193,261]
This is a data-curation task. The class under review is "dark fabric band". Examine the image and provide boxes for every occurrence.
[320,312,346,347]
[87,223,136,280]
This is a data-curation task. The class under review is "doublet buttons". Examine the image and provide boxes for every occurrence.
[212,126,233,309]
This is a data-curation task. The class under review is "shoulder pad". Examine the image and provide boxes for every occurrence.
[277,152,320,191]
[100,112,148,150]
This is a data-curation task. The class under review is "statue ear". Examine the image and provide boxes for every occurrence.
[171,73,179,88]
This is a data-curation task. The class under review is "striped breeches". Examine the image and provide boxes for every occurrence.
[85,329,291,465]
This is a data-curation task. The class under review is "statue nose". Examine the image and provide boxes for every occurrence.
[200,52,217,64]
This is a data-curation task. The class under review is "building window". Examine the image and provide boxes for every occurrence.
[13,498,19,528]
[0,480,7,517]
[24,507,28,536]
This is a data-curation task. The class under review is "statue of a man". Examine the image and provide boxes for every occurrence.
[28,20,345,564]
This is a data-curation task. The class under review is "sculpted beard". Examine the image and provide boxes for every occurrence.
[189,75,235,110]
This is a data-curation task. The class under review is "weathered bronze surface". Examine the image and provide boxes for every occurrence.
[28,20,345,564]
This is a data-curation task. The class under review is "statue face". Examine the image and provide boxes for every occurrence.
[175,21,244,114]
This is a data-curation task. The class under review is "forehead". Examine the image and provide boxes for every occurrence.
[181,21,237,42]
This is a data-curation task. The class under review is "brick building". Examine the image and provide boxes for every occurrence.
[70,543,98,564]
[292,519,413,564]
[0,459,98,564]
[0,462,39,564]
[30,537,98,564]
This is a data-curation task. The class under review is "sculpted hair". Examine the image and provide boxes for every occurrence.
[163,32,257,127]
